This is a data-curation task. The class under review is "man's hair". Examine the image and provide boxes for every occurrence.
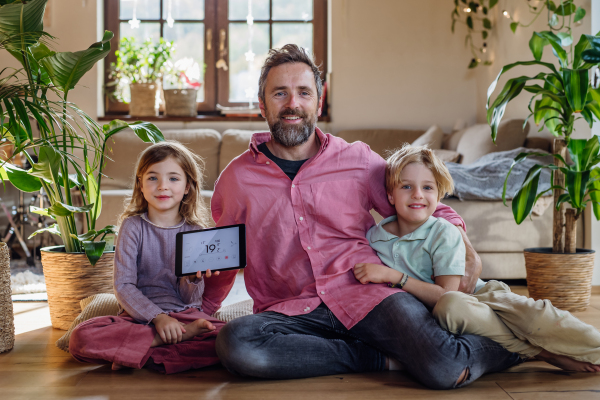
[258,44,323,103]
[385,144,454,201]
[118,141,210,228]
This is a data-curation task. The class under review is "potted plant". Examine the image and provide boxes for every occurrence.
[163,57,202,117]
[0,0,165,329]
[487,28,600,311]
[110,37,174,116]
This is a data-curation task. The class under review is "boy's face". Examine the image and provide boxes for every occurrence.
[388,162,439,228]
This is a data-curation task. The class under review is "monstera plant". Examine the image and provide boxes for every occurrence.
[0,0,164,265]
[486,29,600,311]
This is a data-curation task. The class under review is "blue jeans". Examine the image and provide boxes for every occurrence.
[216,292,521,389]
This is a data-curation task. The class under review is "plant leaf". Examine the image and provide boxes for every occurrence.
[0,163,41,192]
[574,7,586,23]
[566,170,590,209]
[512,164,543,224]
[563,68,589,113]
[483,18,491,29]
[29,145,61,184]
[556,32,573,47]
[28,223,61,239]
[0,0,47,50]
[510,22,518,33]
[127,121,165,143]
[48,201,94,217]
[590,168,600,220]
[529,32,549,61]
[82,240,106,266]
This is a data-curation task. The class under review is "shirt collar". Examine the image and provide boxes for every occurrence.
[370,215,438,242]
[249,127,329,159]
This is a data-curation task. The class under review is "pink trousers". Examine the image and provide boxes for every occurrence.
[69,308,225,374]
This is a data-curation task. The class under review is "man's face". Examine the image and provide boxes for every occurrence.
[259,62,322,147]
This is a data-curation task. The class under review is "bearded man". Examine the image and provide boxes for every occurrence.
[207,44,520,389]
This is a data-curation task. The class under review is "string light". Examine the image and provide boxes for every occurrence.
[128,0,140,29]
[503,10,511,19]
[463,7,471,13]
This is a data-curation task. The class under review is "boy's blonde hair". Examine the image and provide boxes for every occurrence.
[118,141,210,227]
[385,144,454,201]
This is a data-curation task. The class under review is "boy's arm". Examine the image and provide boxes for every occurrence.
[456,225,482,294]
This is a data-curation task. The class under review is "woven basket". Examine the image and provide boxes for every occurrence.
[129,82,159,116]
[524,247,595,312]
[0,242,14,353]
[41,246,114,330]
[164,89,198,117]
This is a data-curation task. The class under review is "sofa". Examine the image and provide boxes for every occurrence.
[98,120,584,280]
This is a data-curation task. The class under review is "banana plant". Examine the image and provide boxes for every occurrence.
[487,29,600,252]
[0,0,165,265]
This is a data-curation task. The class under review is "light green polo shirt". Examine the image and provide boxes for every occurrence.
[368,215,485,292]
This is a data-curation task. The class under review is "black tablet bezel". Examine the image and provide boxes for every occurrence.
[175,224,246,277]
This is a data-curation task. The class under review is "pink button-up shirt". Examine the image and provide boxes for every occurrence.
[211,129,465,329]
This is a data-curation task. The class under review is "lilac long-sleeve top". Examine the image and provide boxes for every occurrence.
[113,214,234,324]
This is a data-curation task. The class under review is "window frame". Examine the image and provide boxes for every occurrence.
[103,0,327,117]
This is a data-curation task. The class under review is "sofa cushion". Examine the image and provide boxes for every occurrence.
[102,129,221,191]
[455,119,530,165]
[220,130,262,174]
[411,125,444,149]
[433,149,461,163]
[336,129,425,159]
[443,128,468,151]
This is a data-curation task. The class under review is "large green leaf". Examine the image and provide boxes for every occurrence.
[574,7,586,23]
[563,69,589,113]
[573,34,592,69]
[529,33,548,61]
[39,31,113,94]
[555,1,576,16]
[536,31,568,67]
[127,121,165,143]
[580,136,600,171]
[48,201,94,217]
[82,240,106,266]
[512,164,543,224]
[0,163,42,192]
[566,170,590,209]
[27,223,61,239]
[590,168,600,220]
[568,138,588,171]
[86,171,101,221]
[29,145,61,184]
[0,0,47,50]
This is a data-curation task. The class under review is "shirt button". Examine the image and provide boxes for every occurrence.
[291,184,295,188]
[320,291,325,295]
[394,254,399,258]
[299,216,304,221]
[266,161,270,165]
[305,307,311,312]
[307,246,311,250]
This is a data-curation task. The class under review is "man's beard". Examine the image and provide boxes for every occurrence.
[266,107,317,148]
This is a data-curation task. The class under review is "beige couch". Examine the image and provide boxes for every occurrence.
[97,121,583,280]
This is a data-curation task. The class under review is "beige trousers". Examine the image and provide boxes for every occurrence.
[432,280,600,363]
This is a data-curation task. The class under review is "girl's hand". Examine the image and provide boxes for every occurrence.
[195,269,221,280]
[152,313,186,344]
[353,263,397,284]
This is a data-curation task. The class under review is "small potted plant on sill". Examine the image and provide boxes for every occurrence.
[0,0,165,329]
[163,57,203,117]
[487,29,600,311]
[110,37,174,117]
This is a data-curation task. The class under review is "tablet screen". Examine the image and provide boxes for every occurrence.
[176,224,246,276]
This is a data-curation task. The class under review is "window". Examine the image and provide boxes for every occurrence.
[104,0,327,117]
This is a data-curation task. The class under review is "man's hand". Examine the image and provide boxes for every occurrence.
[353,263,398,285]
[196,269,221,280]
[152,313,186,345]
[456,225,482,294]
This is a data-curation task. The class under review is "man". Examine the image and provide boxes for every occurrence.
[209,44,520,389]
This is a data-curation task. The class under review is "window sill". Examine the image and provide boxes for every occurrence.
[98,114,331,123]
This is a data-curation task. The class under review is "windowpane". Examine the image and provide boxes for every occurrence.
[272,0,312,21]
[272,23,313,53]
[163,0,205,20]
[164,22,205,102]
[119,0,161,20]
[228,22,269,103]
[119,22,161,43]
[228,0,269,21]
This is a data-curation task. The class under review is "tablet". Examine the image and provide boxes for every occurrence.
[175,224,246,277]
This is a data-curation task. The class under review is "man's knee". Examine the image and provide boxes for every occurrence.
[432,291,472,333]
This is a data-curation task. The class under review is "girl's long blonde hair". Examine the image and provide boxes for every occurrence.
[118,141,210,227]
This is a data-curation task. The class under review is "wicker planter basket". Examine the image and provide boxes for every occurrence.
[41,246,114,330]
[164,88,198,117]
[0,242,14,353]
[524,247,595,312]
[129,82,159,116]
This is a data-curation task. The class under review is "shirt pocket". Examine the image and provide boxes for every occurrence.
[306,179,368,233]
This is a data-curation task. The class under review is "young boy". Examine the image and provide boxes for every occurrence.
[354,144,600,372]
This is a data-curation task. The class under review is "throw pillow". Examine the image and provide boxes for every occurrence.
[456,119,530,165]
[411,125,444,149]
[433,149,461,163]
[56,293,120,352]
[212,299,254,322]
[443,128,468,151]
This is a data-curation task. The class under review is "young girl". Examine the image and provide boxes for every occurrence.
[354,144,600,373]
[69,141,235,374]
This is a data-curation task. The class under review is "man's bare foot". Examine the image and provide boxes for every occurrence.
[151,319,216,347]
[112,362,128,370]
[536,350,600,372]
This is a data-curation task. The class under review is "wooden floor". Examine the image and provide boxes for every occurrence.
[3,287,600,399]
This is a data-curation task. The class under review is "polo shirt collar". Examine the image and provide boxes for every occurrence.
[249,127,328,159]
[370,215,437,242]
